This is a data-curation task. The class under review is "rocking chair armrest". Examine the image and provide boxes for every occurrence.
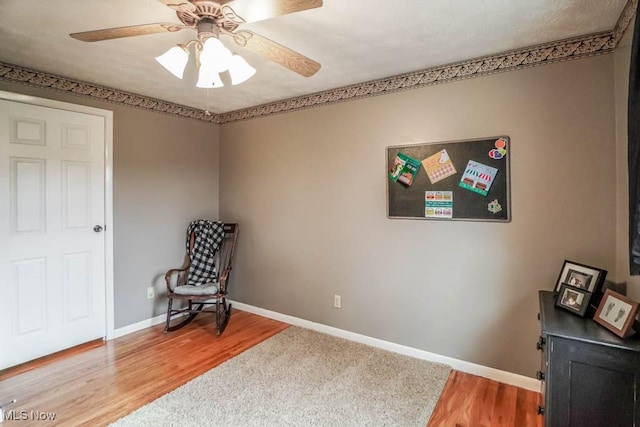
[177,253,190,271]
[165,267,188,292]
[218,267,231,293]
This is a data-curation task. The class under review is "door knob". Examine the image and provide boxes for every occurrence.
[93,225,104,232]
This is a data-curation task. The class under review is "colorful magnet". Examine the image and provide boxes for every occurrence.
[495,138,507,149]
[489,138,508,160]
[488,149,504,160]
[488,199,503,214]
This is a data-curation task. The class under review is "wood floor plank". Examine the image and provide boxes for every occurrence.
[0,310,289,426]
[428,371,542,427]
[492,381,518,426]
[1,310,542,427]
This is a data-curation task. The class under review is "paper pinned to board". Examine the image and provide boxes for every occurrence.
[389,152,421,186]
[421,149,457,184]
[425,191,453,218]
[458,160,498,196]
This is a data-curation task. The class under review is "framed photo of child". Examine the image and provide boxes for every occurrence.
[554,260,607,294]
[556,284,591,317]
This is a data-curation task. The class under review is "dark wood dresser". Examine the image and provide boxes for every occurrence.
[538,290,640,426]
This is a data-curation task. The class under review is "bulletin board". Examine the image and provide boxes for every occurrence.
[386,136,510,222]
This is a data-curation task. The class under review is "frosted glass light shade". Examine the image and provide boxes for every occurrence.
[200,38,233,73]
[196,65,224,88]
[228,55,256,85]
[155,46,189,79]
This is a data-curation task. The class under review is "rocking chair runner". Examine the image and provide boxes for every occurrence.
[164,221,239,335]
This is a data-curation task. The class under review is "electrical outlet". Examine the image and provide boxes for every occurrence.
[334,294,341,308]
[147,286,155,299]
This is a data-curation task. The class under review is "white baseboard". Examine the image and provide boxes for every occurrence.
[230,300,541,392]
[111,313,169,339]
[109,301,540,392]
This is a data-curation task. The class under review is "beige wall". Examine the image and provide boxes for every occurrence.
[0,81,221,328]
[220,55,617,376]
[0,45,624,377]
[614,19,640,299]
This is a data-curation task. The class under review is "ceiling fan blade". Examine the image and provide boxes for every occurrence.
[232,30,320,77]
[157,0,193,6]
[70,23,185,42]
[224,0,322,24]
[157,0,200,20]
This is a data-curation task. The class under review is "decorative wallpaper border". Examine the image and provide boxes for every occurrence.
[0,63,218,124]
[0,0,636,125]
[218,30,617,124]
[614,0,638,44]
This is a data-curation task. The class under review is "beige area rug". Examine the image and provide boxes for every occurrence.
[111,327,452,427]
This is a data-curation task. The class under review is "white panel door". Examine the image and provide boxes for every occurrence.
[0,99,106,369]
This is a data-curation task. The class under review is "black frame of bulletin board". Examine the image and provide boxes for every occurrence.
[386,136,511,222]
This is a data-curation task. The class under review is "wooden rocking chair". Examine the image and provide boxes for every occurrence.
[164,222,238,335]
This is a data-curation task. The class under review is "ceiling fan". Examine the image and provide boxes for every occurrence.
[69,0,322,82]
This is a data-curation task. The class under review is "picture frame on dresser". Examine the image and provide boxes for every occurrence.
[554,260,607,293]
[555,283,591,317]
[593,289,640,338]
[539,290,640,426]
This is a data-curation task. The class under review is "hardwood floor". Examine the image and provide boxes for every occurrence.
[0,310,289,426]
[0,310,542,426]
[428,371,543,427]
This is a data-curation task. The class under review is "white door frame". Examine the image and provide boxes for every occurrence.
[0,90,116,340]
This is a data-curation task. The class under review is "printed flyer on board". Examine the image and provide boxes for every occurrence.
[425,191,453,218]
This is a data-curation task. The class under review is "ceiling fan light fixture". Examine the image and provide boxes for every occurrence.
[228,54,256,85]
[200,37,233,73]
[70,0,323,88]
[155,46,189,79]
[196,65,224,89]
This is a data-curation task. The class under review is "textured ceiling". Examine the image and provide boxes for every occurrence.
[0,0,630,114]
